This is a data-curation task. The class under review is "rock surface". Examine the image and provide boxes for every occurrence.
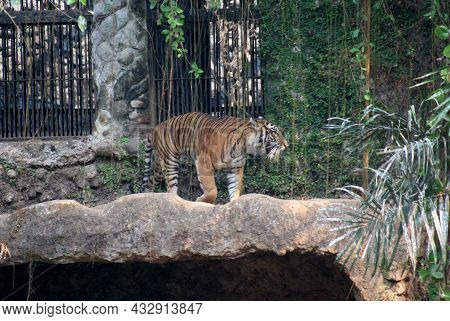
[92,0,152,138]
[0,139,95,168]
[0,193,411,300]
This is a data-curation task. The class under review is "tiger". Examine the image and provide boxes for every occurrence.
[141,112,288,204]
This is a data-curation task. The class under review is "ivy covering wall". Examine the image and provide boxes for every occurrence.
[243,0,434,198]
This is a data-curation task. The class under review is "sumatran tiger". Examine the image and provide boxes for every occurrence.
[141,112,288,204]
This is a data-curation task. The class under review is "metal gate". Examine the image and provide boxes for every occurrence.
[0,0,94,139]
[148,0,263,123]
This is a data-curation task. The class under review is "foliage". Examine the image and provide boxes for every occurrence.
[98,137,146,193]
[327,105,448,298]
[326,21,449,299]
[154,0,187,58]
[257,0,366,197]
[419,251,450,301]
[65,0,89,32]
[149,0,204,78]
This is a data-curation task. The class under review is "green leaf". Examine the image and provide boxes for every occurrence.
[80,0,87,6]
[77,15,87,32]
[443,44,450,58]
[174,18,184,26]
[431,271,444,279]
[418,268,429,282]
[441,68,450,83]
[434,25,449,40]
[10,0,21,10]
[66,0,77,5]
[189,62,204,79]
[441,288,450,301]
[373,1,381,10]
[428,102,450,131]
[424,6,436,19]
[160,4,170,12]
[351,29,359,38]
[149,0,158,10]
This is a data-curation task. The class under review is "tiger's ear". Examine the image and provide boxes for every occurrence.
[249,117,257,129]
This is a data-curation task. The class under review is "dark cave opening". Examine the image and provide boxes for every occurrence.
[0,252,356,300]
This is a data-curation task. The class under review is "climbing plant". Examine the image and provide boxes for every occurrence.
[326,15,449,300]
[66,0,89,31]
[254,0,365,198]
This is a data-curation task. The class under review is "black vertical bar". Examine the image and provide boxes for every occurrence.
[214,18,219,115]
[68,24,74,136]
[12,26,18,137]
[256,17,263,116]
[205,19,210,115]
[9,25,15,137]
[21,25,27,136]
[59,23,65,136]
[243,14,248,117]
[259,29,264,117]
[50,23,56,136]
[31,24,37,136]
[5,26,11,137]
[1,26,8,137]
[254,26,258,116]
[191,16,196,113]
[17,27,23,137]
[0,26,4,138]
[87,23,93,134]
[4,26,10,137]
[174,59,179,117]
[77,25,83,135]
[250,31,255,116]
[40,24,46,136]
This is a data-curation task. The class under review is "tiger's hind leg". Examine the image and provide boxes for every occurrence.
[195,156,217,204]
[162,155,180,194]
[147,161,164,192]
[226,167,244,201]
[141,147,163,192]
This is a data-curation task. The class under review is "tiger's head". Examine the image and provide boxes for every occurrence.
[247,117,288,161]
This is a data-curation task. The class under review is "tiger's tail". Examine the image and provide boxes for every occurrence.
[140,142,153,193]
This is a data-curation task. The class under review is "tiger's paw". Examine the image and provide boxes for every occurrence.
[196,194,216,204]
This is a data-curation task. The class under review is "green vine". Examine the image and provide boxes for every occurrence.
[152,0,187,58]
[149,0,204,78]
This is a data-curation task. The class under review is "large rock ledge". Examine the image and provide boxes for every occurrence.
[0,193,411,300]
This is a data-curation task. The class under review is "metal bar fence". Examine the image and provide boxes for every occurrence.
[0,0,94,139]
[148,0,264,123]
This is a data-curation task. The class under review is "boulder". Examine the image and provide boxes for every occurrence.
[0,193,410,300]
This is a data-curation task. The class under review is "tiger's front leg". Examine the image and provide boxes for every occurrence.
[227,167,244,201]
[195,157,217,204]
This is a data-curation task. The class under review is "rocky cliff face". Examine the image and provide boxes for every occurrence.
[0,193,413,300]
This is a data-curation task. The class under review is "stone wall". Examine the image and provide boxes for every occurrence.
[0,0,157,214]
[0,138,134,214]
[92,0,154,143]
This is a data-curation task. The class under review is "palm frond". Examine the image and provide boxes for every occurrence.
[326,104,448,277]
